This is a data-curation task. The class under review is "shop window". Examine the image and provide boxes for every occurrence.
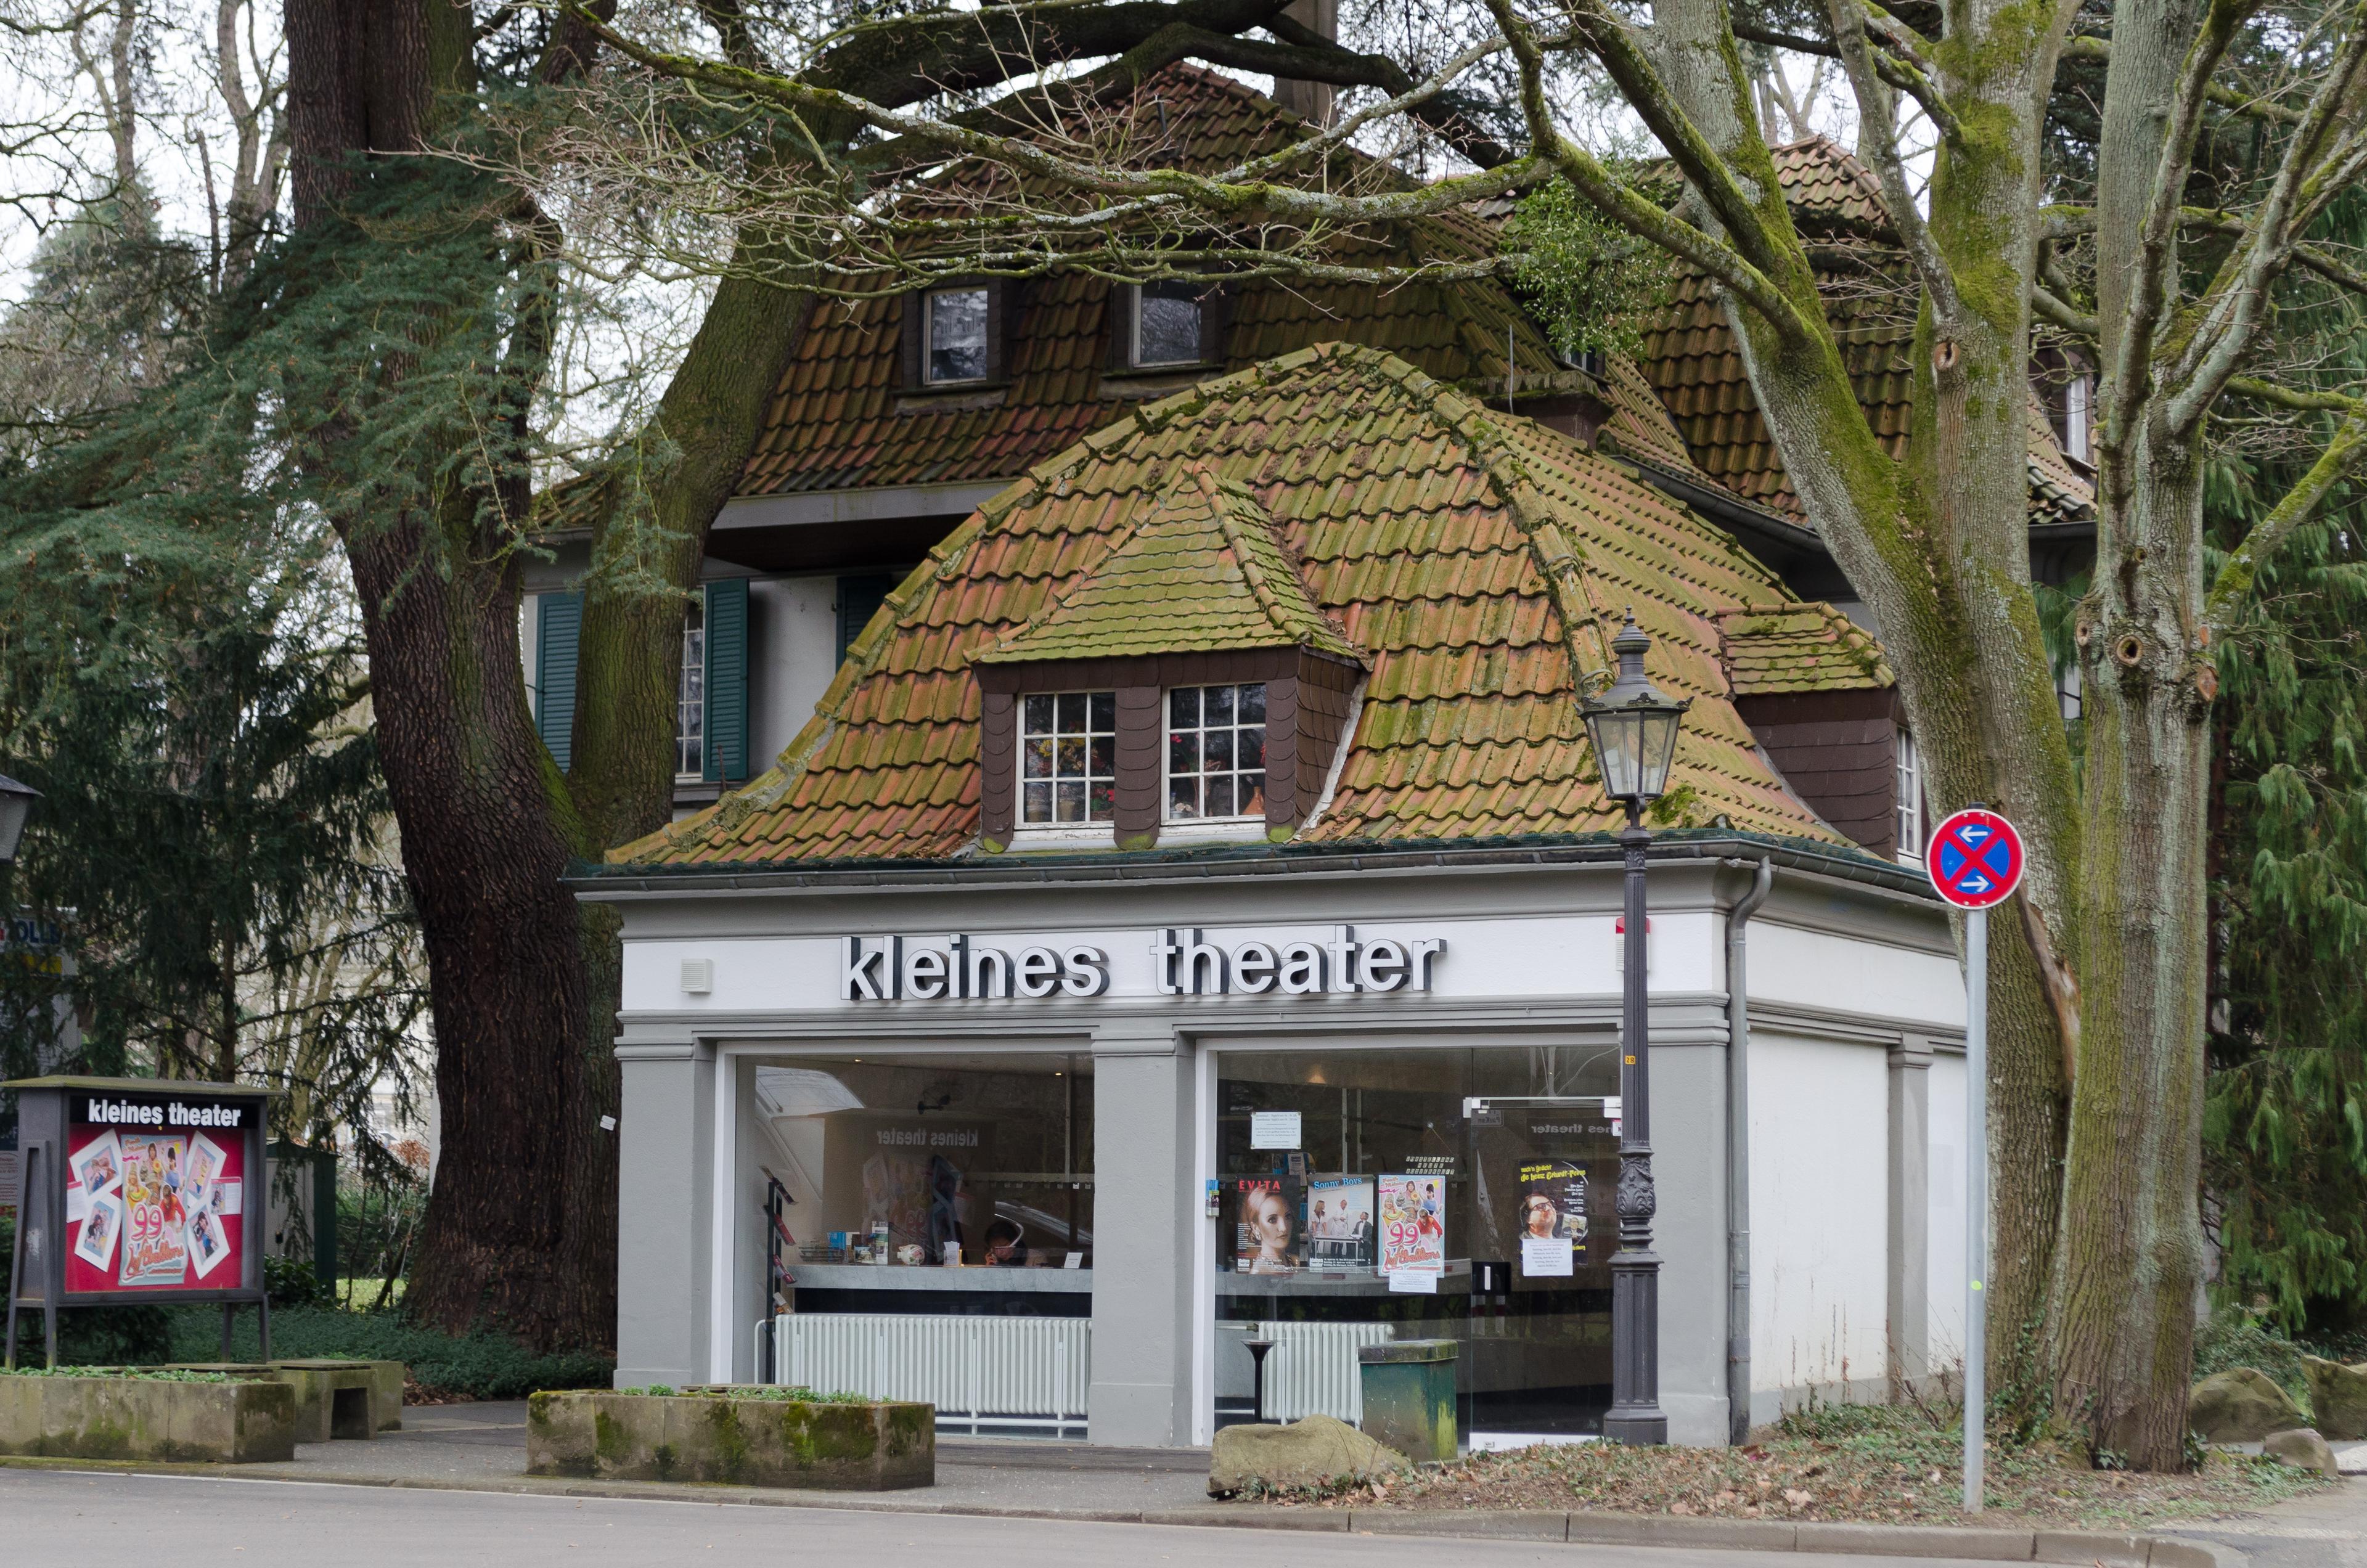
[1166,682,1267,821]
[1021,691,1118,825]
[1213,1045,1619,1437]
[925,287,991,383]
[1895,727,1924,860]
[677,599,706,780]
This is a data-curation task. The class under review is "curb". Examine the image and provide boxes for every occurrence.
[0,1453,2248,1564]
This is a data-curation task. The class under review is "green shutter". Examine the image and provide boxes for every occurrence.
[836,574,897,667]
[535,591,583,771]
[703,578,750,783]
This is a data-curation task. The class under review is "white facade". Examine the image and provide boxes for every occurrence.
[592,848,1969,1448]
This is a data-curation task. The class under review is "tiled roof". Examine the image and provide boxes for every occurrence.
[1635,136,2094,529]
[1717,603,1895,696]
[976,465,1362,666]
[734,65,1714,505]
[619,343,1874,867]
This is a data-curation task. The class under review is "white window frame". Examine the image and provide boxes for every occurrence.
[676,600,705,782]
[1162,682,1270,828]
[923,285,992,386]
[1017,689,1119,829]
[1895,725,1924,862]
[1130,282,1205,370]
[2063,375,2091,464]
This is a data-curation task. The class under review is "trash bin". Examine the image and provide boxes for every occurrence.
[1357,1338,1457,1461]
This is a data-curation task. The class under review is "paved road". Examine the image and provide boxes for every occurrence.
[0,1468,2019,1568]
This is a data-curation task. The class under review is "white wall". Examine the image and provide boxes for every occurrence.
[1924,1048,1969,1379]
[749,574,843,769]
[1746,922,1965,1029]
[1750,1029,1891,1404]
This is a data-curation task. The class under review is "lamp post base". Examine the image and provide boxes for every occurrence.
[1605,1244,1666,1446]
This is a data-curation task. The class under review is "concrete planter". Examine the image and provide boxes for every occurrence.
[0,1373,296,1463]
[527,1388,933,1490]
[170,1359,404,1440]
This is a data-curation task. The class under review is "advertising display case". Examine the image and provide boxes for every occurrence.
[4,1076,279,1368]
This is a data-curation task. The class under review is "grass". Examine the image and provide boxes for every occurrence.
[161,1304,613,1402]
[1240,1403,2332,1530]
[0,1365,237,1382]
[612,1384,870,1403]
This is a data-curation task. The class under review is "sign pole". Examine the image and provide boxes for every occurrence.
[1963,905,1987,1514]
[1923,804,2019,1519]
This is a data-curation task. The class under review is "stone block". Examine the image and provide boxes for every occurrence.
[2188,1368,2305,1443]
[1208,1413,1405,1495]
[1794,1521,2038,1559]
[525,1389,933,1490]
[2302,1357,2367,1440]
[2263,1426,2340,1476]
[0,1372,295,1462]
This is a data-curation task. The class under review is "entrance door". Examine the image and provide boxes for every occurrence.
[1461,1096,1619,1440]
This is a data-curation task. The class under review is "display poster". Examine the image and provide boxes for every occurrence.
[1232,1175,1304,1273]
[1306,1176,1375,1270]
[1249,1110,1302,1151]
[63,1121,245,1293]
[1516,1160,1589,1278]
[1378,1173,1445,1274]
[818,1111,995,1260]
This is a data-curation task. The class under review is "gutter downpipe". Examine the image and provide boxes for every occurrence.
[1725,853,1775,1445]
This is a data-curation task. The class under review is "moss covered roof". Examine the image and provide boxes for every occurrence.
[618,343,1882,867]
[975,465,1361,666]
[1717,602,1895,695]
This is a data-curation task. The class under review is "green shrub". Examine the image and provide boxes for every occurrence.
[1,1214,175,1364]
[264,1257,335,1309]
[163,1303,612,1399]
[2196,1303,2312,1405]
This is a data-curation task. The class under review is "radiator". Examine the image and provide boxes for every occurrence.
[767,1313,1091,1435]
[1259,1320,1396,1424]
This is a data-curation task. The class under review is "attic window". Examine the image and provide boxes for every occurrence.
[1166,684,1267,821]
[677,601,705,780]
[1020,692,1117,825]
[1133,282,1204,368]
[926,287,991,383]
[1895,728,1924,862]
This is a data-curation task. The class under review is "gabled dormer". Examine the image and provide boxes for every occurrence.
[970,467,1365,852]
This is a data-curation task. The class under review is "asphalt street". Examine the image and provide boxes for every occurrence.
[0,1468,2022,1568]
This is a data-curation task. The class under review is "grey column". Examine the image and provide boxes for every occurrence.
[615,1036,716,1387]
[1089,1021,1194,1446]
[1887,1037,1933,1394]
[1652,1037,1730,1445]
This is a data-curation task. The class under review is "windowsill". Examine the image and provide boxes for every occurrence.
[674,779,723,807]
[896,382,1009,414]
[997,825,1119,852]
[1156,819,1275,845]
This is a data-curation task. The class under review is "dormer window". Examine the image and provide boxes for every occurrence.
[1134,282,1204,368]
[1020,691,1117,825]
[1167,684,1267,820]
[925,287,991,383]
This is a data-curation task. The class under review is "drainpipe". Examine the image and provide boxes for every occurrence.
[1725,854,1775,1445]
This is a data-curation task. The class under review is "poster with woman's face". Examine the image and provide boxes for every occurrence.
[1232,1177,1303,1273]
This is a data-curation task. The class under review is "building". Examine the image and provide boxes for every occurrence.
[576,340,1969,1448]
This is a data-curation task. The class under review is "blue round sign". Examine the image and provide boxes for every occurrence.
[1927,808,2025,909]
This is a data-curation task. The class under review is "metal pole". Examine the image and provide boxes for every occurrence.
[1605,806,1667,1445]
[1963,907,1988,1514]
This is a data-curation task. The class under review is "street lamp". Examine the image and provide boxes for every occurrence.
[1580,611,1689,1447]
[0,775,36,865]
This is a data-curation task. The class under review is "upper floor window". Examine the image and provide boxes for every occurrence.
[1021,691,1116,825]
[926,287,991,384]
[1895,726,1923,861]
[1132,282,1204,369]
[2062,374,2091,464]
[1167,683,1267,821]
[677,600,706,780]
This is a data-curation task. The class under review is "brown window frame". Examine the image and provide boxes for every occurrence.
[901,278,1015,390]
[1105,280,1232,374]
[977,647,1357,852]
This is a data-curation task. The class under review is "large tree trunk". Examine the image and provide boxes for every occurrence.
[285,0,608,1349]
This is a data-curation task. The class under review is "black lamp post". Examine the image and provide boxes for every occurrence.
[1581,611,1688,1447]
[0,775,35,865]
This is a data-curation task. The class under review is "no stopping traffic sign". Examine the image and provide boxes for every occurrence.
[1927,807,2024,909]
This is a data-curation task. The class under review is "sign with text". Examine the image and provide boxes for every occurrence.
[840,925,1447,1003]
[64,1093,250,1294]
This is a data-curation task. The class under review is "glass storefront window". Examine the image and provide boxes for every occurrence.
[755,1053,1092,1275]
[1213,1045,1619,1441]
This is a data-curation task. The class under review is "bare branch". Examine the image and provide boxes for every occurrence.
[1825,0,1962,323]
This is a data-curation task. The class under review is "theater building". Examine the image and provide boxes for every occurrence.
[576,341,1973,1449]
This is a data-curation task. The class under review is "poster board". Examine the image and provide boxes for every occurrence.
[1515,1159,1590,1278]
[5,1077,274,1354]
[1378,1173,1445,1275]
[1231,1175,1304,1273]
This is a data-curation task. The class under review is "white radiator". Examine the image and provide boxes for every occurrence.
[1259,1320,1396,1424]
[767,1313,1091,1435]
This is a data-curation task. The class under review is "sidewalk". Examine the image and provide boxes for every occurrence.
[2,1399,2348,1566]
